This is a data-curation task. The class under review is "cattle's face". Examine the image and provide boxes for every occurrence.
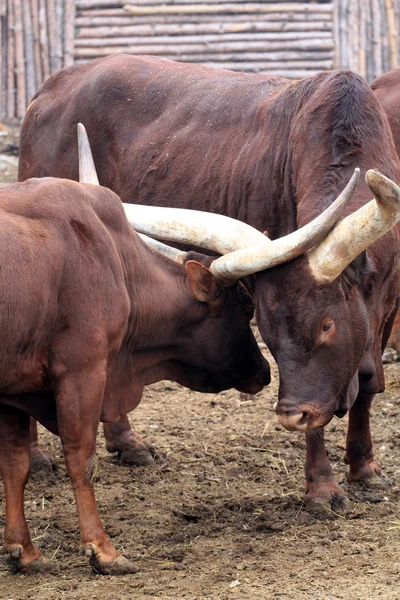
[255,257,372,431]
[176,260,270,395]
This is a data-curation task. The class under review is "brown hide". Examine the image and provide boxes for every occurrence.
[0,177,269,571]
[19,56,400,425]
[372,68,400,357]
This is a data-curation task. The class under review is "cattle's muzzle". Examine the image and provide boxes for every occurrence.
[276,399,332,432]
[235,365,271,395]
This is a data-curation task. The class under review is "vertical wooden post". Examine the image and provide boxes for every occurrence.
[54,0,63,70]
[358,0,366,77]
[1,3,6,120]
[0,0,5,119]
[14,0,26,117]
[38,0,50,80]
[64,0,76,67]
[348,0,356,71]
[365,0,373,80]
[371,0,382,79]
[339,0,349,69]
[6,0,15,118]
[386,0,398,69]
[23,0,37,101]
[31,0,43,86]
[333,0,340,68]
[47,0,57,72]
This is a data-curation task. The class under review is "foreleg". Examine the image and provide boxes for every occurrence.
[55,365,137,575]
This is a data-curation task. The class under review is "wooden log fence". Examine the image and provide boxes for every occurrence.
[2,0,400,120]
[333,0,400,81]
[0,0,74,119]
[75,1,335,78]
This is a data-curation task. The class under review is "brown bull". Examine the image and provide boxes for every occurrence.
[0,175,270,574]
[19,55,400,508]
[372,68,400,360]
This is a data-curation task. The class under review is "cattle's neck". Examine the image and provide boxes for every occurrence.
[121,238,191,353]
[288,72,400,230]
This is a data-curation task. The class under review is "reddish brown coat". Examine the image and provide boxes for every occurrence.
[0,176,269,573]
[372,68,400,357]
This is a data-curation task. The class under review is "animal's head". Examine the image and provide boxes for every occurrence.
[255,170,400,431]
[164,256,270,394]
[256,255,372,430]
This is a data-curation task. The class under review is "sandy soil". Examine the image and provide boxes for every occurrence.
[0,350,400,600]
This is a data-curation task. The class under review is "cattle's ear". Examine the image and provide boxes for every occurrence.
[185,260,224,308]
[346,250,375,287]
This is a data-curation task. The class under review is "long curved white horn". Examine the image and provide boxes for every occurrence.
[122,204,269,253]
[203,169,359,284]
[123,169,358,261]
[308,169,400,282]
[77,123,99,185]
[138,233,187,264]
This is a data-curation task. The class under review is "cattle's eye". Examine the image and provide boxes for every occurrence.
[319,319,336,344]
[244,304,254,319]
[322,320,333,333]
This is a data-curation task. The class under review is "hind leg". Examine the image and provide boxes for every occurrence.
[345,393,387,483]
[0,405,45,572]
[29,418,53,474]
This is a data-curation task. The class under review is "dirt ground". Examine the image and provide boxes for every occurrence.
[1,124,400,599]
[0,350,400,600]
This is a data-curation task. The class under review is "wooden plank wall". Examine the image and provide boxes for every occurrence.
[333,0,400,81]
[0,0,75,119]
[3,0,400,120]
[75,1,335,78]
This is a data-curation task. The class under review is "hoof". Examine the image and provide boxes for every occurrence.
[305,481,348,514]
[347,461,392,486]
[3,545,50,574]
[86,547,139,575]
[106,438,156,467]
[30,448,56,480]
[119,446,155,467]
[20,554,52,574]
[305,492,349,514]
[382,348,396,364]
[306,492,349,515]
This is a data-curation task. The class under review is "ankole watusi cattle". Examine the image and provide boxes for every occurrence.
[0,130,274,573]
[19,55,400,508]
[372,68,400,361]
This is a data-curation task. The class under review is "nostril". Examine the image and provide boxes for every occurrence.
[296,411,309,427]
[277,404,311,431]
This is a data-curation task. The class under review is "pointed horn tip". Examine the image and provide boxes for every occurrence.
[366,169,400,206]
[347,167,360,189]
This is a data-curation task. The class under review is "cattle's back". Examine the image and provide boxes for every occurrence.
[19,54,290,229]
[20,57,400,240]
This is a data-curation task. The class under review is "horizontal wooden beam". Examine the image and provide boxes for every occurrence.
[122,3,333,15]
